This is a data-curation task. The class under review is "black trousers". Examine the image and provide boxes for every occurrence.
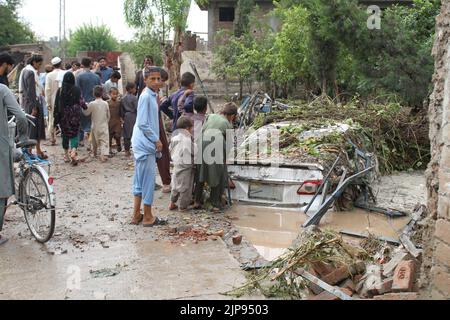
[0,198,7,232]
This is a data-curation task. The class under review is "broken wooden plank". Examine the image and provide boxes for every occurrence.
[296,268,353,300]
[339,230,401,246]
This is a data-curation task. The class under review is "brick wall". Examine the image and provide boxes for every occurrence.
[422,0,450,300]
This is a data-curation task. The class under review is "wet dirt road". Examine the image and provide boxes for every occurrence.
[0,143,255,300]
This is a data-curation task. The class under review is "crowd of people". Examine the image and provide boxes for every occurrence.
[0,52,239,244]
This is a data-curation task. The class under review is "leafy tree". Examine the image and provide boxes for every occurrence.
[120,31,163,68]
[66,23,119,57]
[271,0,438,106]
[124,0,208,88]
[0,0,35,46]
[235,0,255,37]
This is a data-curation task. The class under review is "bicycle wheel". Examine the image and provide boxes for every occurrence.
[21,166,55,243]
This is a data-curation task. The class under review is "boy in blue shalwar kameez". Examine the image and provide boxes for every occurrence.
[130,67,168,227]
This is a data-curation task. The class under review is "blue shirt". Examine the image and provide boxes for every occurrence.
[160,88,194,132]
[76,70,101,103]
[132,88,160,161]
[99,67,113,84]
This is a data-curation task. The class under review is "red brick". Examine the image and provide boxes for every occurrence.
[339,287,354,297]
[353,274,363,284]
[322,266,351,285]
[372,293,419,300]
[392,260,416,292]
[435,219,450,245]
[308,292,339,300]
[377,277,393,295]
[311,261,335,277]
[232,235,243,245]
[435,241,450,267]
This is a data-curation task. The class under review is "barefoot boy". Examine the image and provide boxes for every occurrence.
[108,87,122,154]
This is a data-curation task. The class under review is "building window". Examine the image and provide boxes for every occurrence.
[219,7,235,22]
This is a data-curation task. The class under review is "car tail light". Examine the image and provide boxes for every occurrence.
[297,180,322,195]
[48,177,54,185]
[229,179,236,190]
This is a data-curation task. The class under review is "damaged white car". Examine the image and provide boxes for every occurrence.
[227,122,374,212]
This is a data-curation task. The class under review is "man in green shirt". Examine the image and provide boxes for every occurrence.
[198,103,238,213]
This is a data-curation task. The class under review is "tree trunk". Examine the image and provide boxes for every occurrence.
[163,27,184,90]
[239,77,244,99]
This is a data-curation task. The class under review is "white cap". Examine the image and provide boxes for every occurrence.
[51,57,62,66]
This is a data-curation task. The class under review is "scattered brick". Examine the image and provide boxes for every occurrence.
[339,287,354,297]
[322,265,351,285]
[311,261,335,278]
[232,235,243,245]
[392,260,416,292]
[382,251,410,277]
[377,277,394,295]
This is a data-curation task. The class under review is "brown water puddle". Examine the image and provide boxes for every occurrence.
[228,205,410,261]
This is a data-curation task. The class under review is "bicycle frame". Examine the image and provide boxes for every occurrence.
[14,149,56,210]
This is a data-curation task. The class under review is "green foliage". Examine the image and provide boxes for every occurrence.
[0,0,35,46]
[235,0,255,37]
[212,30,262,97]
[120,31,163,67]
[350,0,439,107]
[66,23,119,56]
[214,0,439,108]
[124,0,209,37]
[270,5,311,87]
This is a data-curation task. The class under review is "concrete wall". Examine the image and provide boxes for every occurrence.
[422,0,450,300]
[207,0,275,50]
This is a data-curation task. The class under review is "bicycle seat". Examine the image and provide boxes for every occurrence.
[16,139,37,148]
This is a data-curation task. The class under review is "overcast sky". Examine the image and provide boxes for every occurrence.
[18,0,208,41]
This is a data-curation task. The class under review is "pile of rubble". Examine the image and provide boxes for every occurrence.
[306,247,419,300]
[226,205,427,300]
[306,206,426,300]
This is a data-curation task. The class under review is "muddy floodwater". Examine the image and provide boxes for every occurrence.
[229,171,426,261]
